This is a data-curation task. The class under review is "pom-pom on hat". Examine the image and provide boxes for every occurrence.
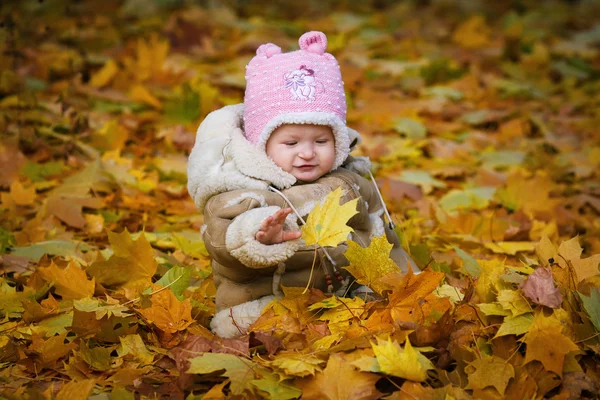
[243,31,350,170]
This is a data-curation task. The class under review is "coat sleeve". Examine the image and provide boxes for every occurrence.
[202,189,303,269]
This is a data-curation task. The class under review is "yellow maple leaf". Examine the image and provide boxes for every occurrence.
[522,310,579,376]
[271,354,324,377]
[497,290,531,317]
[37,260,95,300]
[557,236,600,283]
[372,337,434,382]
[138,284,193,334]
[344,236,400,295]
[301,187,358,247]
[296,353,382,400]
[465,356,515,396]
[496,170,558,218]
[55,379,96,400]
[2,181,36,206]
[475,259,510,303]
[86,230,158,296]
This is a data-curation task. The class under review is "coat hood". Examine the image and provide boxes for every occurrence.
[187,104,369,213]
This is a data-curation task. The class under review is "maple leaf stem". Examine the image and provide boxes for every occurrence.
[575,331,600,344]
[506,341,524,363]
[386,377,419,400]
[302,249,318,294]
[121,275,183,306]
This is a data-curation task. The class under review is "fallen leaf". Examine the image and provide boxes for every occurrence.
[37,260,95,300]
[522,311,579,376]
[271,354,324,377]
[465,356,515,396]
[28,333,76,367]
[87,229,158,294]
[55,379,96,400]
[251,372,302,400]
[118,334,154,364]
[578,288,600,331]
[90,59,119,88]
[137,284,193,334]
[296,353,382,400]
[372,337,434,382]
[494,313,534,338]
[521,267,563,308]
[344,235,400,294]
[387,269,445,323]
[187,353,260,395]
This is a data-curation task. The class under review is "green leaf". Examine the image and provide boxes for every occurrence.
[439,187,496,212]
[399,170,446,194]
[33,312,74,337]
[462,110,490,126]
[164,83,200,124]
[494,313,534,338]
[0,228,16,254]
[20,160,68,182]
[579,289,600,331]
[10,240,92,262]
[251,373,302,400]
[421,86,463,101]
[480,151,525,170]
[73,297,132,319]
[454,246,482,277]
[153,265,191,299]
[393,117,427,139]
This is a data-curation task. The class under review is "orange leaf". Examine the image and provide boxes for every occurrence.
[296,353,382,400]
[387,269,445,323]
[138,284,193,333]
[37,260,95,300]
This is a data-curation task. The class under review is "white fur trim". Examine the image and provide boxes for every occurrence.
[255,112,351,171]
[200,224,207,235]
[225,192,267,208]
[343,156,372,175]
[210,295,275,338]
[369,209,385,238]
[348,127,362,148]
[230,129,296,189]
[225,206,302,268]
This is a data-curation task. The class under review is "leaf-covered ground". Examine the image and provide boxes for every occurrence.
[2,1,600,399]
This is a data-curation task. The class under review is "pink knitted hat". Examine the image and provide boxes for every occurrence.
[243,31,350,170]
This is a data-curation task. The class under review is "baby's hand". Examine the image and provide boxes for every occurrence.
[255,208,302,245]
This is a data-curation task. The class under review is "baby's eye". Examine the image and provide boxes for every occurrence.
[285,141,298,146]
[316,139,329,144]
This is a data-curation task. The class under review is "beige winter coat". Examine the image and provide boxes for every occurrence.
[187,104,414,337]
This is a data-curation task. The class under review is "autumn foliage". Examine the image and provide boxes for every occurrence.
[1,1,600,399]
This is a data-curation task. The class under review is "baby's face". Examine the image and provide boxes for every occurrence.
[266,124,335,182]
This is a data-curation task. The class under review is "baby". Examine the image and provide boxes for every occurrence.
[187,31,415,338]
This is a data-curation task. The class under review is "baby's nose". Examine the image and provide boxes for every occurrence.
[298,146,315,159]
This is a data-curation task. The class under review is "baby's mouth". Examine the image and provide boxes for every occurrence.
[295,165,316,170]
